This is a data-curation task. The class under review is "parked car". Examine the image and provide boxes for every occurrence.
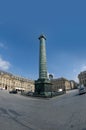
[79,86,86,95]
[21,91,34,96]
[9,89,17,94]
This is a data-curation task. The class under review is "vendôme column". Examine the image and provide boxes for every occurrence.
[35,34,52,97]
[39,34,47,79]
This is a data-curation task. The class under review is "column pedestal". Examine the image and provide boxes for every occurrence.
[35,79,52,97]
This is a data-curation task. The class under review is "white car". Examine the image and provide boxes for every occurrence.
[79,86,86,95]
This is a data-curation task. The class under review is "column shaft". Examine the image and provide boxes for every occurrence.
[39,36,47,79]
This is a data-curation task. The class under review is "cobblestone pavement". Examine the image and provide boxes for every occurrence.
[0,89,86,130]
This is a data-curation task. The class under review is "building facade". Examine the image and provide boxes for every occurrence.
[51,77,71,92]
[70,80,78,89]
[78,71,86,86]
[0,70,35,92]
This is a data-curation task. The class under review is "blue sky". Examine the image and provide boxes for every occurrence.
[0,0,86,82]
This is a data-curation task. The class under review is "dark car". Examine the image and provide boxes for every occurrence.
[21,91,33,96]
[9,90,17,94]
[26,92,33,96]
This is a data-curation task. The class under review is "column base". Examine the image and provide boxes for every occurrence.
[35,79,52,98]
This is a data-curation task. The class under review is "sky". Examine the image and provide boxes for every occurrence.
[0,0,86,82]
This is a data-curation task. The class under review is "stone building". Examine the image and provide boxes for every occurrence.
[78,71,86,86]
[51,77,71,92]
[70,80,78,89]
[0,70,35,92]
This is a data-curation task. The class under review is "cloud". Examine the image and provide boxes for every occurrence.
[0,57,11,70]
[74,76,79,82]
[0,43,5,48]
[73,69,77,73]
[0,42,7,49]
[81,64,86,71]
[72,64,86,82]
